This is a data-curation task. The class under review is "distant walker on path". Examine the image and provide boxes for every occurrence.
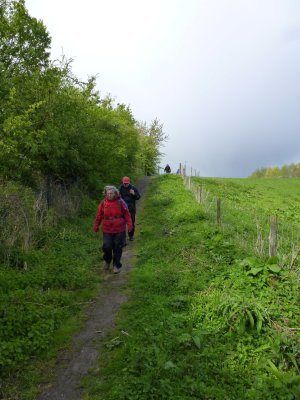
[164,164,171,173]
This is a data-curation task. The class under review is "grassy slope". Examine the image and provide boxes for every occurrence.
[83,175,300,400]
[195,176,300,225]
[190,177,300,259]
[0,210,103,399]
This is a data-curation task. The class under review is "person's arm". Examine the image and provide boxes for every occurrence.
[93,201,103,232]
[130,186,141,200]
[121,200,133,232]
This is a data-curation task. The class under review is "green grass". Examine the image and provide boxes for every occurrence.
[2,175,300,399]
[194,176,300,225]
[190,176,300,260]
[0,212,103,399]
[82,174,300,400]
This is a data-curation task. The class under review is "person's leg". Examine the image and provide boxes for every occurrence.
[128,210,135,240]
[121,231,126,247]
[112,232,124,272]
[102,233,113,269]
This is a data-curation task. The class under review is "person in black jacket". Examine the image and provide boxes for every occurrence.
[164,164,171,173]
[119,176,141,241]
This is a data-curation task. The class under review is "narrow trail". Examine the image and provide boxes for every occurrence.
[37,176,151,400]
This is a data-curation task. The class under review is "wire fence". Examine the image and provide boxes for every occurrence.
[182,175,300,267]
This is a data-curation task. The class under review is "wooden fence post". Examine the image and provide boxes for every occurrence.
[198,185,202,203]
[255,222,264,256]
[269,215,278,256]
[217,198,221,225]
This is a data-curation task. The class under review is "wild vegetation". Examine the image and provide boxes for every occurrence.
[0,1,165,397]
[83,174,300,400]
[0,0,166,189]
[0,206,104,399]
[0,0,166,266]
[0,0,166,271]
[1,1,300,399]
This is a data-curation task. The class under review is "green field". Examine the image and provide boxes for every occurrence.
[188,176,300,261]
[194,176,300,225]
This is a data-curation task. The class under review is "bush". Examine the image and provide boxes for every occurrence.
[0,182,37,266]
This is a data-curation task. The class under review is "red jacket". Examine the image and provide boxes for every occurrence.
[93,196,133,234]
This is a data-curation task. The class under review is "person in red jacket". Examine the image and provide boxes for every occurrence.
[94,186,133,274]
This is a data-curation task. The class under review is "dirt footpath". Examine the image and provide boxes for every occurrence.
[37,176,151,400]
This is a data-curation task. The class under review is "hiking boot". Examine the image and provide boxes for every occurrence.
[104,261,110,271]
[113,266,121,274]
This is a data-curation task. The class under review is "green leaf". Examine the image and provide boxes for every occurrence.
[256,316,263,333]
[267,256,279,264]
[267,264,281,273]
[247,267,263,276]
[192,336,201,349]
[287,353,300,373]
[164,361,176,369]
[253,344,270,352]
[266,360,281,379]
[239,257,259,268]
[237,318,246,334]
[246,309,255,329]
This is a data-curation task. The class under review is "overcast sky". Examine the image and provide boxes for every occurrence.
[25,0,300,177]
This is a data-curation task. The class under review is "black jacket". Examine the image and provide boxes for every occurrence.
[119,184,140,213]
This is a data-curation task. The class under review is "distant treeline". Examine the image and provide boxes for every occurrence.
[250,163,300,178]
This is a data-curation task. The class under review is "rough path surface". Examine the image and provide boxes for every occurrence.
[37,177,151,400]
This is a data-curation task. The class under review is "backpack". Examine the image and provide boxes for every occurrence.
[100,198,127,218]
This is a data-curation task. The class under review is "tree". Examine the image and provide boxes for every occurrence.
[136,119,168,175]
[0,0,52,183]
[249,163,300,178]
[0,0,167,196]
[0,0,50,74]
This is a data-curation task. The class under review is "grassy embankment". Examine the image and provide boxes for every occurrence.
[0,202,103,400]
[190,176,300,259]
[83,174,300,400]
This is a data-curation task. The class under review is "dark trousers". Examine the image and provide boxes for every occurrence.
[128,210,136,238]
[102,232,125,268]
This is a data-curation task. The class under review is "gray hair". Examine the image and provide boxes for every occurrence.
[103,185,119,197]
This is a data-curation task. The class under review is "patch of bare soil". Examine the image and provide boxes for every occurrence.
[37,177,151,400]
